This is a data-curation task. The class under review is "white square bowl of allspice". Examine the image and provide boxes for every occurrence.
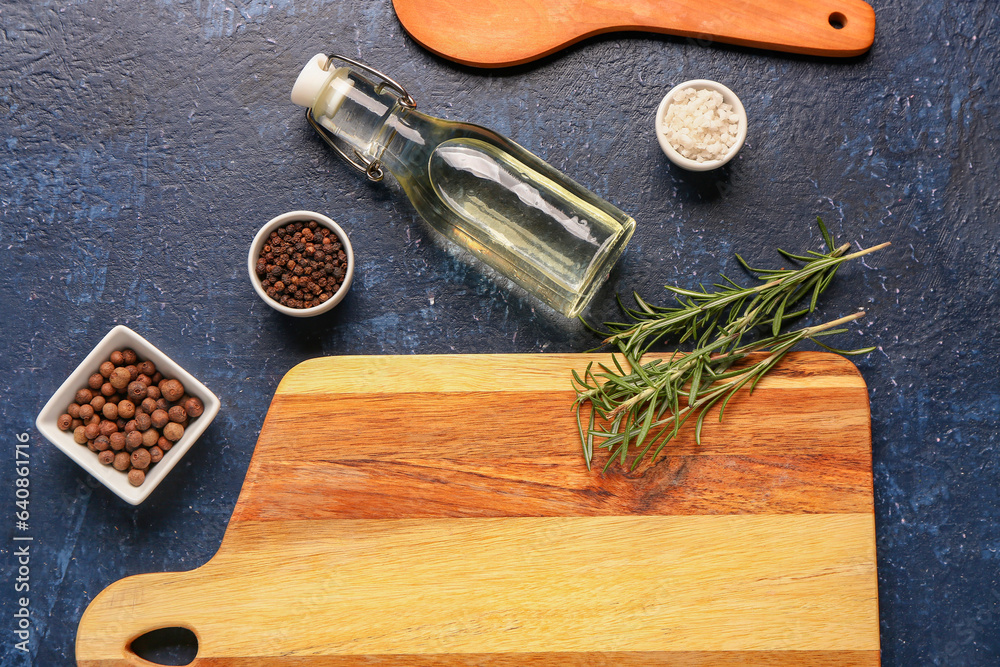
[36,325,220,505]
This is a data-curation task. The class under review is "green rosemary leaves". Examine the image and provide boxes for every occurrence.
[573,220,889,472]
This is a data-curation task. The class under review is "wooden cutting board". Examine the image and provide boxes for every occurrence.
[77,352,879,666]
[392,0,876,67]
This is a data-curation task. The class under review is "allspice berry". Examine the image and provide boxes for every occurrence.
[98,450,115,466]
[88,372,104,390]
[78,404,95,421]
[183,397,204,418]
[127,469,145,487]
[163,422,185,442]
[110,367,131,390]
[138,360,156,376]
[148,446,164,464]
[101,359,116,377]
[134,412,152,431]
[57,414,73,431]
[100,382,115,397]
[113,451,131,471]
[128,381,148,402]
[157,436,173,452]
[130,448,151,470]
[109,351,124,366]
[75,388,93,405]
[140,397,158,414]
[98,420,118,437]
[67,403,81,419]
[93,435,110,452]
[122,349,138,365]
[73,426,88,445]
[125,430,143,452]
[118,400,136,419]
[168,406,187,424]
[161,379,185,402]
[109,432,126,451]
[102,402,119,420]
[90,395,106,411]
[150,409,169,429]
[142,428,159,448]
[84,423,100,441]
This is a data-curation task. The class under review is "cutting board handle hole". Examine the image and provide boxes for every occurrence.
[128,627,198,666]
[828,12,847,29]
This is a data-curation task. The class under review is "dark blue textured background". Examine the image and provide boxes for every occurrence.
[1,1,998,664]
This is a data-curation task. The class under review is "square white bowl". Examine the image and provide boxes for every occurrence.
[35,325,220,505]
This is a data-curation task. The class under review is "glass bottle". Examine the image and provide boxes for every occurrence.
[291,53,635,318]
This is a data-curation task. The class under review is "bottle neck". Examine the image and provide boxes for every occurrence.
[313,68,411,176]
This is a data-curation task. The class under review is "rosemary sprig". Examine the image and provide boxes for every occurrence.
[574,220,888,471]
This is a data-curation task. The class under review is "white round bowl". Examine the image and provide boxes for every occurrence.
[248,210,354,317]
[655,79,748,172]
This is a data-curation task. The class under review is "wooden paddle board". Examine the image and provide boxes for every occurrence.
[392,0,877,67]
[77,352,879,665]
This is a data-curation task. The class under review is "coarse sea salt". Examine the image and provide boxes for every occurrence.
[661,87,740,163]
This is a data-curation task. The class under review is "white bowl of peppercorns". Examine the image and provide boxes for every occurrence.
[35,326,220,505]
[249,210,354,317]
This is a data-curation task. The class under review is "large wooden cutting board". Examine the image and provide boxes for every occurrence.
[392,0,876,67]
[77,352,879,665]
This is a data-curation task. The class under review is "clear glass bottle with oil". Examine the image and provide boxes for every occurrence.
[291,53,635,318]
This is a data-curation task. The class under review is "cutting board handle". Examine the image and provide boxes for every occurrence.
[76,570,207,666]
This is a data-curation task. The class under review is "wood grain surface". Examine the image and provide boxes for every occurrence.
[76,352,879,666]
[391,0,877,67]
